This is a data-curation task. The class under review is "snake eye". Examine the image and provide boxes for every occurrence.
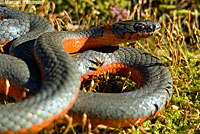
[134,23,145,31]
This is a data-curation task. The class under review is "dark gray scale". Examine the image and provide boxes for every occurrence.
[70,46,173,120]
[0,5,172,133]
[0,5,80,133]
[0,5,30,44]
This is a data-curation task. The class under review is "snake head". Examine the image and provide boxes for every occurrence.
[111,20,161,39]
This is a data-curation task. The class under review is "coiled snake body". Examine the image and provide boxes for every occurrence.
[0,5,173,134]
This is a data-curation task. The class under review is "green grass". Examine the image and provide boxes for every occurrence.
[2,0,200,133]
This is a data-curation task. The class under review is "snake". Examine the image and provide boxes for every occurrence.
[0,5,173,134]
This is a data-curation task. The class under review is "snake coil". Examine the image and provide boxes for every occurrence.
[0,5,173,134]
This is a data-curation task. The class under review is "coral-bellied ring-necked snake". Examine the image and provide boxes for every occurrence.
[0,5,173,134]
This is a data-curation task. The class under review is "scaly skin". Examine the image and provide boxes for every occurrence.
[0,5,172,134]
